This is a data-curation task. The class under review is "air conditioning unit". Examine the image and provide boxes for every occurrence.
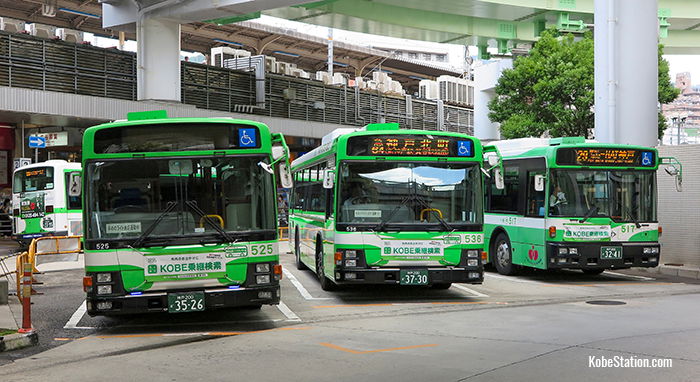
[210,46,251,67]
[265,56,277,73]
[353,76,366,89]
[56,28,83,44]
[437,75,474,105]
[366,80,379,90]
[29,23,55,39]
[315,71,332,84]
[0,17,25,33]
[419,80,439,100]
[331,73,346,86]
[390,80,404,95]
[372,71,390,84]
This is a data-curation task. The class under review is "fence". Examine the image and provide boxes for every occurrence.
[0,31,473,134]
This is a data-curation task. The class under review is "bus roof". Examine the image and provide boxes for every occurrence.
[13,159,81,174]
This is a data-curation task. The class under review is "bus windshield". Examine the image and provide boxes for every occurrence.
[549,170,656,222]
[13,167,54,193]
[86,156,276,244]
[338,161,482,230]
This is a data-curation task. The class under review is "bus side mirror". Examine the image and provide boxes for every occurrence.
[278,162,293,189]
[660,156,683,192]
[323,169,335,189]
[487,155,499,167]
[68,172,81,197]
[494,168,505,190]
[534,174,545,192]
[271,146,285,161]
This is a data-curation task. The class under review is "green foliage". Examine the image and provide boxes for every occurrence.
[489,29,679,139]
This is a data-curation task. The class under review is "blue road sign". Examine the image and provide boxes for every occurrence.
[28,135,46,148]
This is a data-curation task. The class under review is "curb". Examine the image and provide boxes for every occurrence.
[0,331,38,352]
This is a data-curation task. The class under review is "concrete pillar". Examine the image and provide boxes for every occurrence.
[594,0,658,146]
[137,17,181,102]
[474,59,513,140]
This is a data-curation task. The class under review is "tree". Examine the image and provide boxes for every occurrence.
[488,29,679,139]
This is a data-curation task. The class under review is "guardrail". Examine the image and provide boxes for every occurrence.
[0,30,473,134]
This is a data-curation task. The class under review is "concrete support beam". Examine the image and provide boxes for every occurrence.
[594,0,658,146]
[137,17,181,102]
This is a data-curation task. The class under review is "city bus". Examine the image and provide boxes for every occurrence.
[483,137,682,275]
[12,160,82,247]
[81,111,292,315]
[289,123,487,290]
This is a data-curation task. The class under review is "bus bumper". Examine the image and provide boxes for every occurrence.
[547,242,660,271]
[86,284,280,316]
[334,267,483,285]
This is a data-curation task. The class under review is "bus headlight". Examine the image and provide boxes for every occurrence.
[256,275,270,284]
[345,250,357,259]
[466,250,480,258]
[559,248,568,255]
[255,264,270,273]
[345,259,356,267]
[643,247,660,254]
[467,259,479,267]
[97,285,112,295]
[569,248,578,255]
[97,273,112,283]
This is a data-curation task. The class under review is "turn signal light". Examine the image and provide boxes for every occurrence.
[334,251,343,261]
[549,226,557,238]
[83,276,93,292]
[481,251,488,261]
[273,264,283,279]
[658,226,663,237]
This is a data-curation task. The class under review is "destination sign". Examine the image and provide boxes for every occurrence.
[25,168,47,178]
[556,148,656,167]
[347,135,474,157]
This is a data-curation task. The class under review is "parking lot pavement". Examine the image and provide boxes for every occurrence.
[2,239,700,369]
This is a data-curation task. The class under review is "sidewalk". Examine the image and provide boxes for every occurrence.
[0,282,37,352]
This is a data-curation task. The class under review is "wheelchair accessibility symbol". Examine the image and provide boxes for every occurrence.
[238,128,256,147]
[641,151,653,166]
[457,140,472,157]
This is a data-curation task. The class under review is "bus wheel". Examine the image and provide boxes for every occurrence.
[493,233,519,276]
[316,239,335,291]
[583,269,605,275]
[295,230,306,270]
[431,283,452,290]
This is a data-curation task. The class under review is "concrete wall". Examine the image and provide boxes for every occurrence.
[657,145,700,268]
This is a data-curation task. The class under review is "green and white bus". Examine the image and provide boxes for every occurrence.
[483,137,681,275]
[12,160,82,247]
[81,111,292,315]
[290,123,486,290]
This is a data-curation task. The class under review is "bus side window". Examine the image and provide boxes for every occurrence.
[526,172,546,217]
[66,172,82,210]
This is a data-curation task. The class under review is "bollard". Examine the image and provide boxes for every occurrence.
[18,261,33,334]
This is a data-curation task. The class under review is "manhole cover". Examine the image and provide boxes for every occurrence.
[586,300,626,306]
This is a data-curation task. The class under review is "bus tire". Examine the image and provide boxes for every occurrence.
[431,282,452,289]
[295,229,306,270]
[316,239,335,291]
[582,269,605,275]
[493,233,519,276]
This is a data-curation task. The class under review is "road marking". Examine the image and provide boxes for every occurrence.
[282,267,332,300]
[485,273,549,285]
[314,303,393,308]
[63,301,94,330]
[313,301,505,308]
[320,342,437,354]
[603,271,655,281]
[276,300,302,322]
[89,327,310,339]
[451,284,490,297]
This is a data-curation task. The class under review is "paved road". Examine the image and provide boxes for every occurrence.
[1,242,699,381]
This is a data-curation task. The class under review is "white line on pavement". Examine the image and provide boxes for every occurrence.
[64,301,92,329]
[485,273,547,284]
[282,267,332,300]
[603,271,655,281]
[451,284,489,297]
[276,301,301,322]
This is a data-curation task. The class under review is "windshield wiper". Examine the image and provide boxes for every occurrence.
[579,206,599,223]
[185,200,236,243]
[131,201,178,248]
[623,206,642,228]
[374,196,412,232]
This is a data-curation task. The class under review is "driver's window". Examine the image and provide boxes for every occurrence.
[526,171,545,217]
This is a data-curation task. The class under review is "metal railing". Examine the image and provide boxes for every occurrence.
[0,31,473,134]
